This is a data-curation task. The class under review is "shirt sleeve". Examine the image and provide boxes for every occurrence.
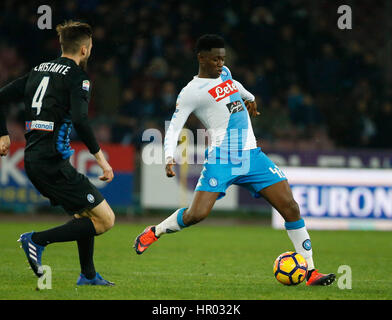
[0,74,28,136]
[233,79,255,102]
[69,73,100,154]
[164,87,198,160]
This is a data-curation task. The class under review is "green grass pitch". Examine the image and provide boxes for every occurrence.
[0,220,391,300]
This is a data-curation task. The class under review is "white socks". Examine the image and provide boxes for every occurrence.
[285,219,315,270]
[155,208,188,237]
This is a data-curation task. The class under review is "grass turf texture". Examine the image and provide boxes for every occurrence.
[0,221,391,300]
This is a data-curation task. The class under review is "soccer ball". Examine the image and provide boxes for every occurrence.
[273,251,308,285]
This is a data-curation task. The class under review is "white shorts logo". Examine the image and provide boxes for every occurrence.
[209,178,218,187]
[87,194,95,203]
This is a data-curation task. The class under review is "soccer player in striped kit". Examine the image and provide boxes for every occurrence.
[134,34,335,286]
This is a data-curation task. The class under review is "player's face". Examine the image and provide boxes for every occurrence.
[200,48,225,78]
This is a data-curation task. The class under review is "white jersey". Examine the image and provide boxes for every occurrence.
[164,66,257,160]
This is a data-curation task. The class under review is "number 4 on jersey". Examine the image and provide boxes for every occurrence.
[32,76,50,116]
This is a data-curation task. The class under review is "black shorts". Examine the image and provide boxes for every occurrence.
[25,160,104,215]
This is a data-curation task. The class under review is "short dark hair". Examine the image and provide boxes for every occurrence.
[195,34,225,53]
[56,20,92,54]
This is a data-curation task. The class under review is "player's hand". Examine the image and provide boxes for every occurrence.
[0,135,10,157]
[94,149,114,182]
[165,157,176,177]
[244,100,260,117]
[99,164,114,183]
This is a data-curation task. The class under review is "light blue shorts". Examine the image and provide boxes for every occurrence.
[195,148,287,200]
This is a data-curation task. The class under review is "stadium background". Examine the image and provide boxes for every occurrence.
[1,0,391,220]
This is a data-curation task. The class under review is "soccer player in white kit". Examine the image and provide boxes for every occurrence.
[134,34,335,286]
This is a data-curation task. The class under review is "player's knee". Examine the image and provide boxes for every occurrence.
[103,210,115,231]
[94,210,115,234]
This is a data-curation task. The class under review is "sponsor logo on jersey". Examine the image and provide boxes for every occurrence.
[82,80,90,91]
[208,79,239,102]
[226,100,244,114]
[25,120,54,132]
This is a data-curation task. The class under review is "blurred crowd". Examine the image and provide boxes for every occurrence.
[1,0,391,151]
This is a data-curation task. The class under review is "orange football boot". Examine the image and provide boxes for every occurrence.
[133,226,159,255]
[306,269,336,286]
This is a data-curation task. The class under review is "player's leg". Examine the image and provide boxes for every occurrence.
[235,150,313,267]
[157,190,220,232]
[258,180,335,286]
[28,199,115,247]
[22,162,109,245]
[30,215,97,247]
[76,235,96,280]
[75,199,115,234]
[134,155,229,254]
[133,191,219,254]
[258,180,313,264]
[73,200,115,284]
[20,162,115,280]
[24,200,114,278]
[19,214,98,277]
[29,161,114,244]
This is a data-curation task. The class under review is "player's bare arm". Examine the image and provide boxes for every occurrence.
[94,149,114,182]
